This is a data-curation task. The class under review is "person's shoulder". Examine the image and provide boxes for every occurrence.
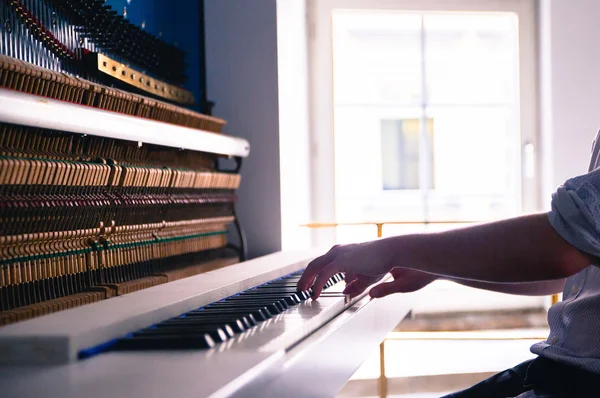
[588,130,600,171]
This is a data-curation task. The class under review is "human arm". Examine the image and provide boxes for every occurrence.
[299,167,600,299]
[392,212,587,282]
[342,267,565,299]
[298,213,588,299]
[440,278,565,296]
[299,212,592,299]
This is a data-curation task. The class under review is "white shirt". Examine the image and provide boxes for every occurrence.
[530,130,600,373]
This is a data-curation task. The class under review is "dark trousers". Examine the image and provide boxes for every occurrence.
[441,356,600,398]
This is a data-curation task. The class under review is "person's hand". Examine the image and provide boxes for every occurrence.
[297,238,438,299]
[297,239,398,299]
[339,268,438,298]
[368,267,438,298]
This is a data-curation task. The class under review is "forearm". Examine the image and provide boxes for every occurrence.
[301,169,600,299]
[443,277,565,296]
[385,213,592,283]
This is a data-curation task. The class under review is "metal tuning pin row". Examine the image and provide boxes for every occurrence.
[0,55,224,132]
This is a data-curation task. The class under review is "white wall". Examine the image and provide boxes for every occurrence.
[202,0,600,267]
[276,0,313,251]
[539,0,600,209]
[204,0,282,259]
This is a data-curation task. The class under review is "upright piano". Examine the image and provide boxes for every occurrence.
[0,1,413,397]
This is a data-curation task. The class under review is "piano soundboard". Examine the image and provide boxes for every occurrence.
[0,1,414,397]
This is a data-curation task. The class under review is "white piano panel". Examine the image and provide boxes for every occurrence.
[0,89,250,157]
[0,350,282,398]
[233,292,414,398]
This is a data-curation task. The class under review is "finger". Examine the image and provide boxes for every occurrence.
[342,277,371,298]
[369,280,406,298]
[297,250,336,291]
[343,274,383,297]
[369,281,399,298]
[297,246,339,289]
[310,263,341,300]
[369,276,432,298]
[344,271,357,284]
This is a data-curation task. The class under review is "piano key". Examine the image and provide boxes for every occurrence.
[140,325,233,340]
[160,318,248,333]
[0,256,412,398]
[201,302,277,312]
[232,296,350,352]
[231,291,414,398]
[178,313,255,328]
[257,288,312,300]
[113,333,215,350]
[196,306,272,321]
[220,298,288,314]
[237,292,301,305]
[0,250,323,365]
[123,301,325,352]
[105,271,346,354]
[216,296,290,307]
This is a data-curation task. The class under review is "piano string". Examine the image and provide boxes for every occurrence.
[0,0,246,326]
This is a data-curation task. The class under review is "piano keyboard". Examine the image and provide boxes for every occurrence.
[0,250,322,365]
[0,251,414,398]
[80,270,344,356]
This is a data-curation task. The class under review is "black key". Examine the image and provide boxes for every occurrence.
[188,306,262,321]
[135,327,230,343]
[256,285,308,292]
[255,288,311,300]
[255,289,307,298]
[283,295,301,305]
[246,286,301,293]
[238,292,301,305]
[262,283,301,288]
[182,314,255,328]
[153,323,238,337]
[220,298,287,313]
[197,306,271,321]
[113,334,215,350]
[162,318,247,333]
[159,317,241,330]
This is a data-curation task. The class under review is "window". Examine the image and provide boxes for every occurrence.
[306,0,537,246]
[329,9,529,226]
[381,118,434,190]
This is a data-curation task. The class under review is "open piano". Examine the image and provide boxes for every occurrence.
[0,1,413,397]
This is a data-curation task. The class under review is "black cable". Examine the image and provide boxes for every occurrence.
[231,207,248,261]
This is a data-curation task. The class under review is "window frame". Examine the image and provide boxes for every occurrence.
[307,0,538,246]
